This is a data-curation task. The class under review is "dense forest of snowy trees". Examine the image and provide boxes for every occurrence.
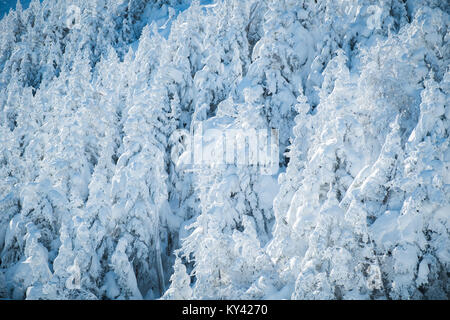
[0,0,448,300]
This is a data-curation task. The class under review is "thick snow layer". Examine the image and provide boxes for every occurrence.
[0,0,448,300]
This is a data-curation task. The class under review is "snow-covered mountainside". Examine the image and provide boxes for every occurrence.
[0,0,448,300]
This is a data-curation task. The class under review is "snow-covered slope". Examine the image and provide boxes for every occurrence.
[0,0,448,300]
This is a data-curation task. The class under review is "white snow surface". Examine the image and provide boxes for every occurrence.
[0,0,448,300]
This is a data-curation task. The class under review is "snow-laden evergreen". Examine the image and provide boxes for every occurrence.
[0,0,448,299]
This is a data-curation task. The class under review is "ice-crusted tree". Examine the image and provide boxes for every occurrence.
[170,163,278,299]
[0,124,23,296]
[52,48,127,299]
[269,1,448,300]
[39,53,95,208]
[0,0,70,89]
[170,0,266,231]
[191,0,255,122]
[266,87,312,288]
[0,0,152,92]
[247,0,316,165]
[172,95,282,299]
[109,59,179,298]
[1,179,68,299]
[168,0,311,299]
[106,6,223,297]
[1,52,97,299]
[0,83,66,299]
[0,2,26,82]
[0,121,22,199]
[0,2,38,89]
[13,52,104,299]
[268,51,352,262]
[347,5,449,299]
[130,24,164,89]
[157,1,217,274]
[292,186,384,300]
[161,0,205,129]
[168,0,263,233]
[378,74,449,299]
[2,78,24,131]
[301,0,409,106]
[161,252,192,300]
[0,84,44,280]
[296,118,409,301]
[0,190,21,297]
[267,49,390,299]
